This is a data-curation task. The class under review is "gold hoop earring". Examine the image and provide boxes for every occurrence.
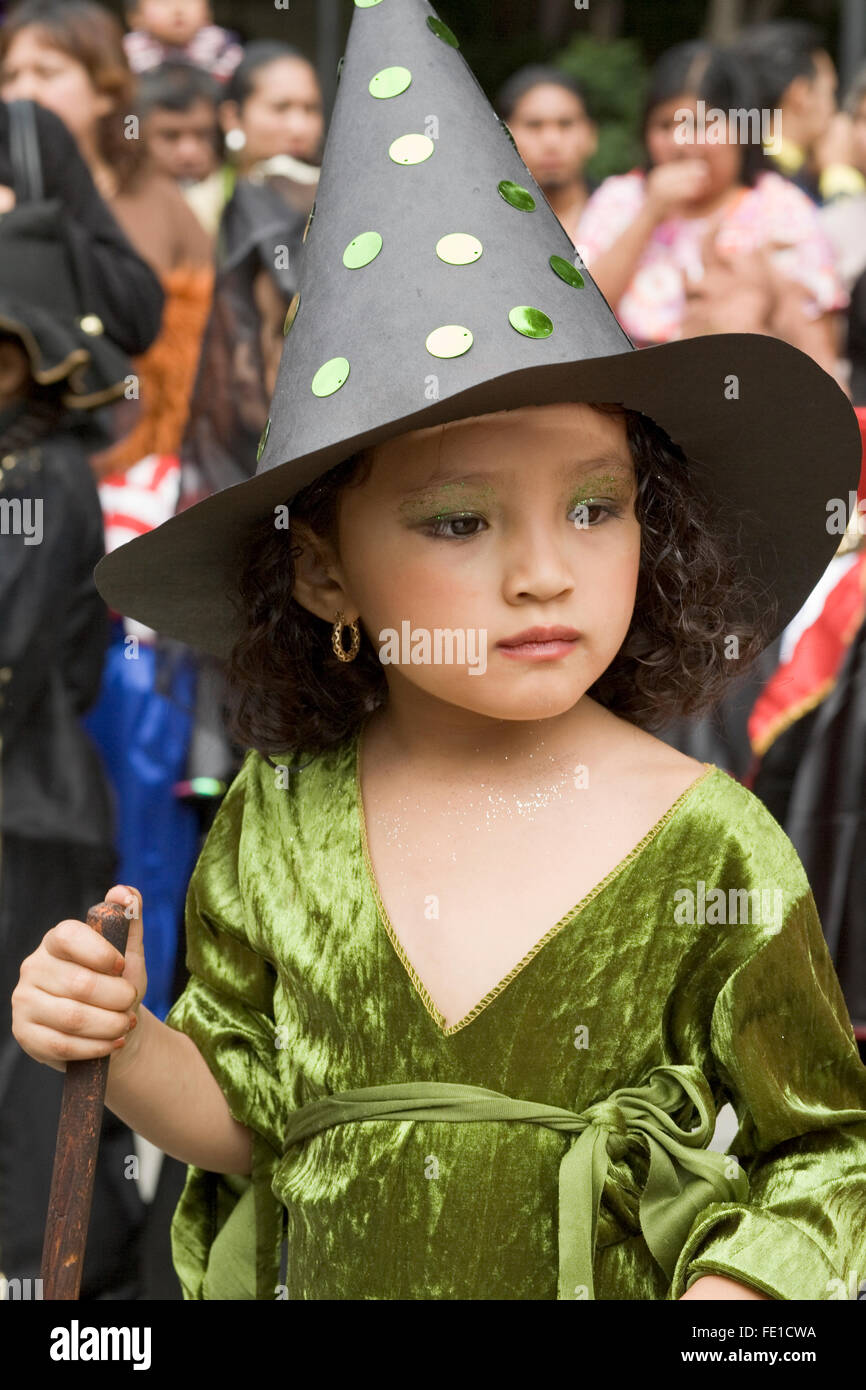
[331,610,361,663]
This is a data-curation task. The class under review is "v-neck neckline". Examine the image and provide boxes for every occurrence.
[352,716,718,1038]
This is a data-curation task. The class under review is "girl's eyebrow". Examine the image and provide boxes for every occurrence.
[398,455,633,499]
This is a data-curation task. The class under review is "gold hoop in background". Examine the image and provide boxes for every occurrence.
[332,610,361,662]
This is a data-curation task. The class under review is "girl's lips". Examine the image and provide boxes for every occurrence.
[496,636,580,662]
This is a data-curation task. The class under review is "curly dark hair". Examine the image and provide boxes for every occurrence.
[224,404,776,759]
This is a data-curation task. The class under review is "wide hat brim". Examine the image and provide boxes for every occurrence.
[95,331,861,660]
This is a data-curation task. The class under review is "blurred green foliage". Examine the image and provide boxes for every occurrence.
[553,36,649,182]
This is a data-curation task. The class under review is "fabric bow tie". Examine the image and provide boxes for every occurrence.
[277,1062,749,1299]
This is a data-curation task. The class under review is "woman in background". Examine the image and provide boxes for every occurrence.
[576,42,845,374]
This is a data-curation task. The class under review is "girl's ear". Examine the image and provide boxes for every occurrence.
[290,520,359,625]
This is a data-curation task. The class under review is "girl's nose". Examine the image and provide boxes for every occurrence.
[500,525,575,603]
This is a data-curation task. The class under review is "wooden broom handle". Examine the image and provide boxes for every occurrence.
[40,901,130,1300]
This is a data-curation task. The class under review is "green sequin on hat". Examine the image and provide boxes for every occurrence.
[436,233,482,265]
[509,306,553,338]
[256,418,270,460]
[427,16,459,47]
[550,254,584,289]
[426,325,473,358]
[343,232,383,268]
[283,292,300,335]
[312,358,351,396]
[369,66,412,98]
[498,180,536,211]
[389,133,434,164]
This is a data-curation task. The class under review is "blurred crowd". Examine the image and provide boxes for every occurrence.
[0,0,865,1299]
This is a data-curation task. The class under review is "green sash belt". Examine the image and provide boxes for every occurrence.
[208,1063,749,1300]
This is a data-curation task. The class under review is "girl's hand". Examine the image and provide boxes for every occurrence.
[0,183,16,213]
[11,884,148,1074]
[681,1274,773,1300]
[645,159,711,221]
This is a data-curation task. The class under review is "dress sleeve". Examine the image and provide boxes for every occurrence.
[670,886,866,1301]
[164,751,285,1298]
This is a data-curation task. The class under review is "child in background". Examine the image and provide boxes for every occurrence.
[124,0,243,83]
[136,62,226,237]
[13,1,866,1304]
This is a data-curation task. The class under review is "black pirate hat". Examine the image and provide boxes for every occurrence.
[95,0,861,658]
[0,198,131,409]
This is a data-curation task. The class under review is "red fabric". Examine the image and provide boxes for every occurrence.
[748,552,866,757]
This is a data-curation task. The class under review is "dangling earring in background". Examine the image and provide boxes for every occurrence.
[225,127,247,153]
[332,611,361,663]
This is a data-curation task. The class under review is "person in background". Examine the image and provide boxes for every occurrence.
[820,68,866,404]
[494,65,597,242]
[0,120,149,1298]
[123,0,242,84]
[174,40,324,918]
[576,41,846,376]
[137,61,227,238]
[0,0,213,1049]
[734,20,865,207]
[182,38,324,513]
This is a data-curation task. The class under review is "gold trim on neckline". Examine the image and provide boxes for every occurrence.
[353,719,717,1038]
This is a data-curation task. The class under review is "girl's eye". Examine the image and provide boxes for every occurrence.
[567,500,621,527]
[422,513,486,539]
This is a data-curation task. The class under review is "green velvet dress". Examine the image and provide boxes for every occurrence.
[165,715,866,1301]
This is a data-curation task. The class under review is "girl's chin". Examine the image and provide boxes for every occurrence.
[398,679,596,721]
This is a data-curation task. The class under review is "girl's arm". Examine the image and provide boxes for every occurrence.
[583,162,710,306]
[105,1006,253,1176]
[681,1275,772,1300]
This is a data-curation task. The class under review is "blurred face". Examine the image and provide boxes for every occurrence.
[0,28,112,148]
[0,336,31,406]
[221,57,323,167]
[792,49,837,148]
[142,99,218,182]
[506,83,596,189]
[646,94,742,196]
[128,0,211,47]
[294,403,642,727]
[852,92,866,176]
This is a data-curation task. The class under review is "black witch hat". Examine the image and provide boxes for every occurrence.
[0,198,131,409]
[95,0,861,658]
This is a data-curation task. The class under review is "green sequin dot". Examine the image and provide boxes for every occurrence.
[283,292,300,335]
[436,233,482,265]
[369,66,412,99]
[426,16,459,47]
[498,180,536,212]
[343,232,382,268]
[509,306,554,338]
[257,417,270,461]
[312,357,350,397]
[426,325,473,358]
[389,133,434,165]
[550,254,584,289]
[500,119,518,150]
[354,0,383,8]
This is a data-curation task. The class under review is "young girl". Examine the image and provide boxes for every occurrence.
[12,0,866,1302]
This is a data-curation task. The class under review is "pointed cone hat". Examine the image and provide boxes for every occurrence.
[95,0,861,659]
